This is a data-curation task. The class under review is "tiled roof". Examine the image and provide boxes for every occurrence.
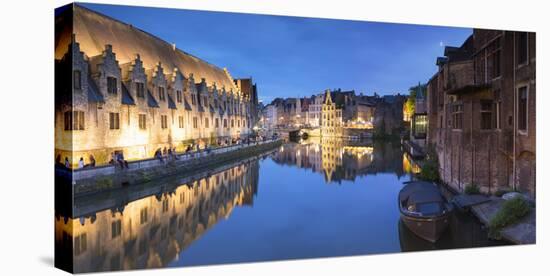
[57,4,238,91]
[167,95,177,109]
[121,83,136,105]
[183,98,192,111]
[147,89,159,108]
[87,75,105,103]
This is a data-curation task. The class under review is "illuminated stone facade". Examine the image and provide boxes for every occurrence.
[55,5,258,167]
[262,89,376,132]
[321,89,343,137]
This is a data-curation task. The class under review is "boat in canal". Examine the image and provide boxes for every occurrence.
[398,181,453,242]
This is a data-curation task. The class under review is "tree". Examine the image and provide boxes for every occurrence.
[403,89,416,122]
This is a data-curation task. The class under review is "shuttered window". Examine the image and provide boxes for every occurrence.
[64,111,85,131]
[109,113,120,130]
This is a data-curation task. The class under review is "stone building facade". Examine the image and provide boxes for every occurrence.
[410,84,428,149]
[261,88,377,133]
[261,103,278,129]
[373,95,407,137]
[321,89,343,137]
[427,29,536,197]
[308,93,325,127]
[55,5,258,167]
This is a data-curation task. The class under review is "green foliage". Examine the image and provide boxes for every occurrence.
[464,184,481,195]
[418,143,440,182]
[404,96,415,119]
[419,160,440,182]
[488,197,531,239]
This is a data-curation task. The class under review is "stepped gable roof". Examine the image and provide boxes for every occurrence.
[324,89,353,109]
[56,4,237,91]
[121,83,136,105]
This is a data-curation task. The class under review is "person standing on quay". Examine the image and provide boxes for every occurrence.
[64,157,70,169]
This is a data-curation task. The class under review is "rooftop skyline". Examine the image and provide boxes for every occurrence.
[82,3,472,103]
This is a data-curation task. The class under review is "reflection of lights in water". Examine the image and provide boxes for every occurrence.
[345,118,374,129]
[56,161,255,273]
[343,146,374,158]
[402,153,421,174]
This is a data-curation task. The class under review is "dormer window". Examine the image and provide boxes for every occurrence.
[158,86,165,101]
[136,82,145,98]
[73,70,82,90]
[107,77,117,94]
[176,90,182,103]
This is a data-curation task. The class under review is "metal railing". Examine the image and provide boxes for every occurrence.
[67,138,281,181]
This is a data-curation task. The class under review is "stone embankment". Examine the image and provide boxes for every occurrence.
[56,139,283,196]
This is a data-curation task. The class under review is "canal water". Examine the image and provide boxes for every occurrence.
[56,138,506,273]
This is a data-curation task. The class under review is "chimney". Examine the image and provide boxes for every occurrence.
[172,43,176,51]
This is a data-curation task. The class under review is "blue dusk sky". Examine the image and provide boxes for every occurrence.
[81,3,472,103]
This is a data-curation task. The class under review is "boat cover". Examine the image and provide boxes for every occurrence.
[399,181,444,205]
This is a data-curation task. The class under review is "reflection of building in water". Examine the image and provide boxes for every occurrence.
[55,160,259,273]
[271,139,404,183]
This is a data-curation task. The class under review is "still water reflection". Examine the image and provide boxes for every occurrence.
[56,138,504,273]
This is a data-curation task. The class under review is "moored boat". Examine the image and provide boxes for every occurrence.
[398,181,453,242]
